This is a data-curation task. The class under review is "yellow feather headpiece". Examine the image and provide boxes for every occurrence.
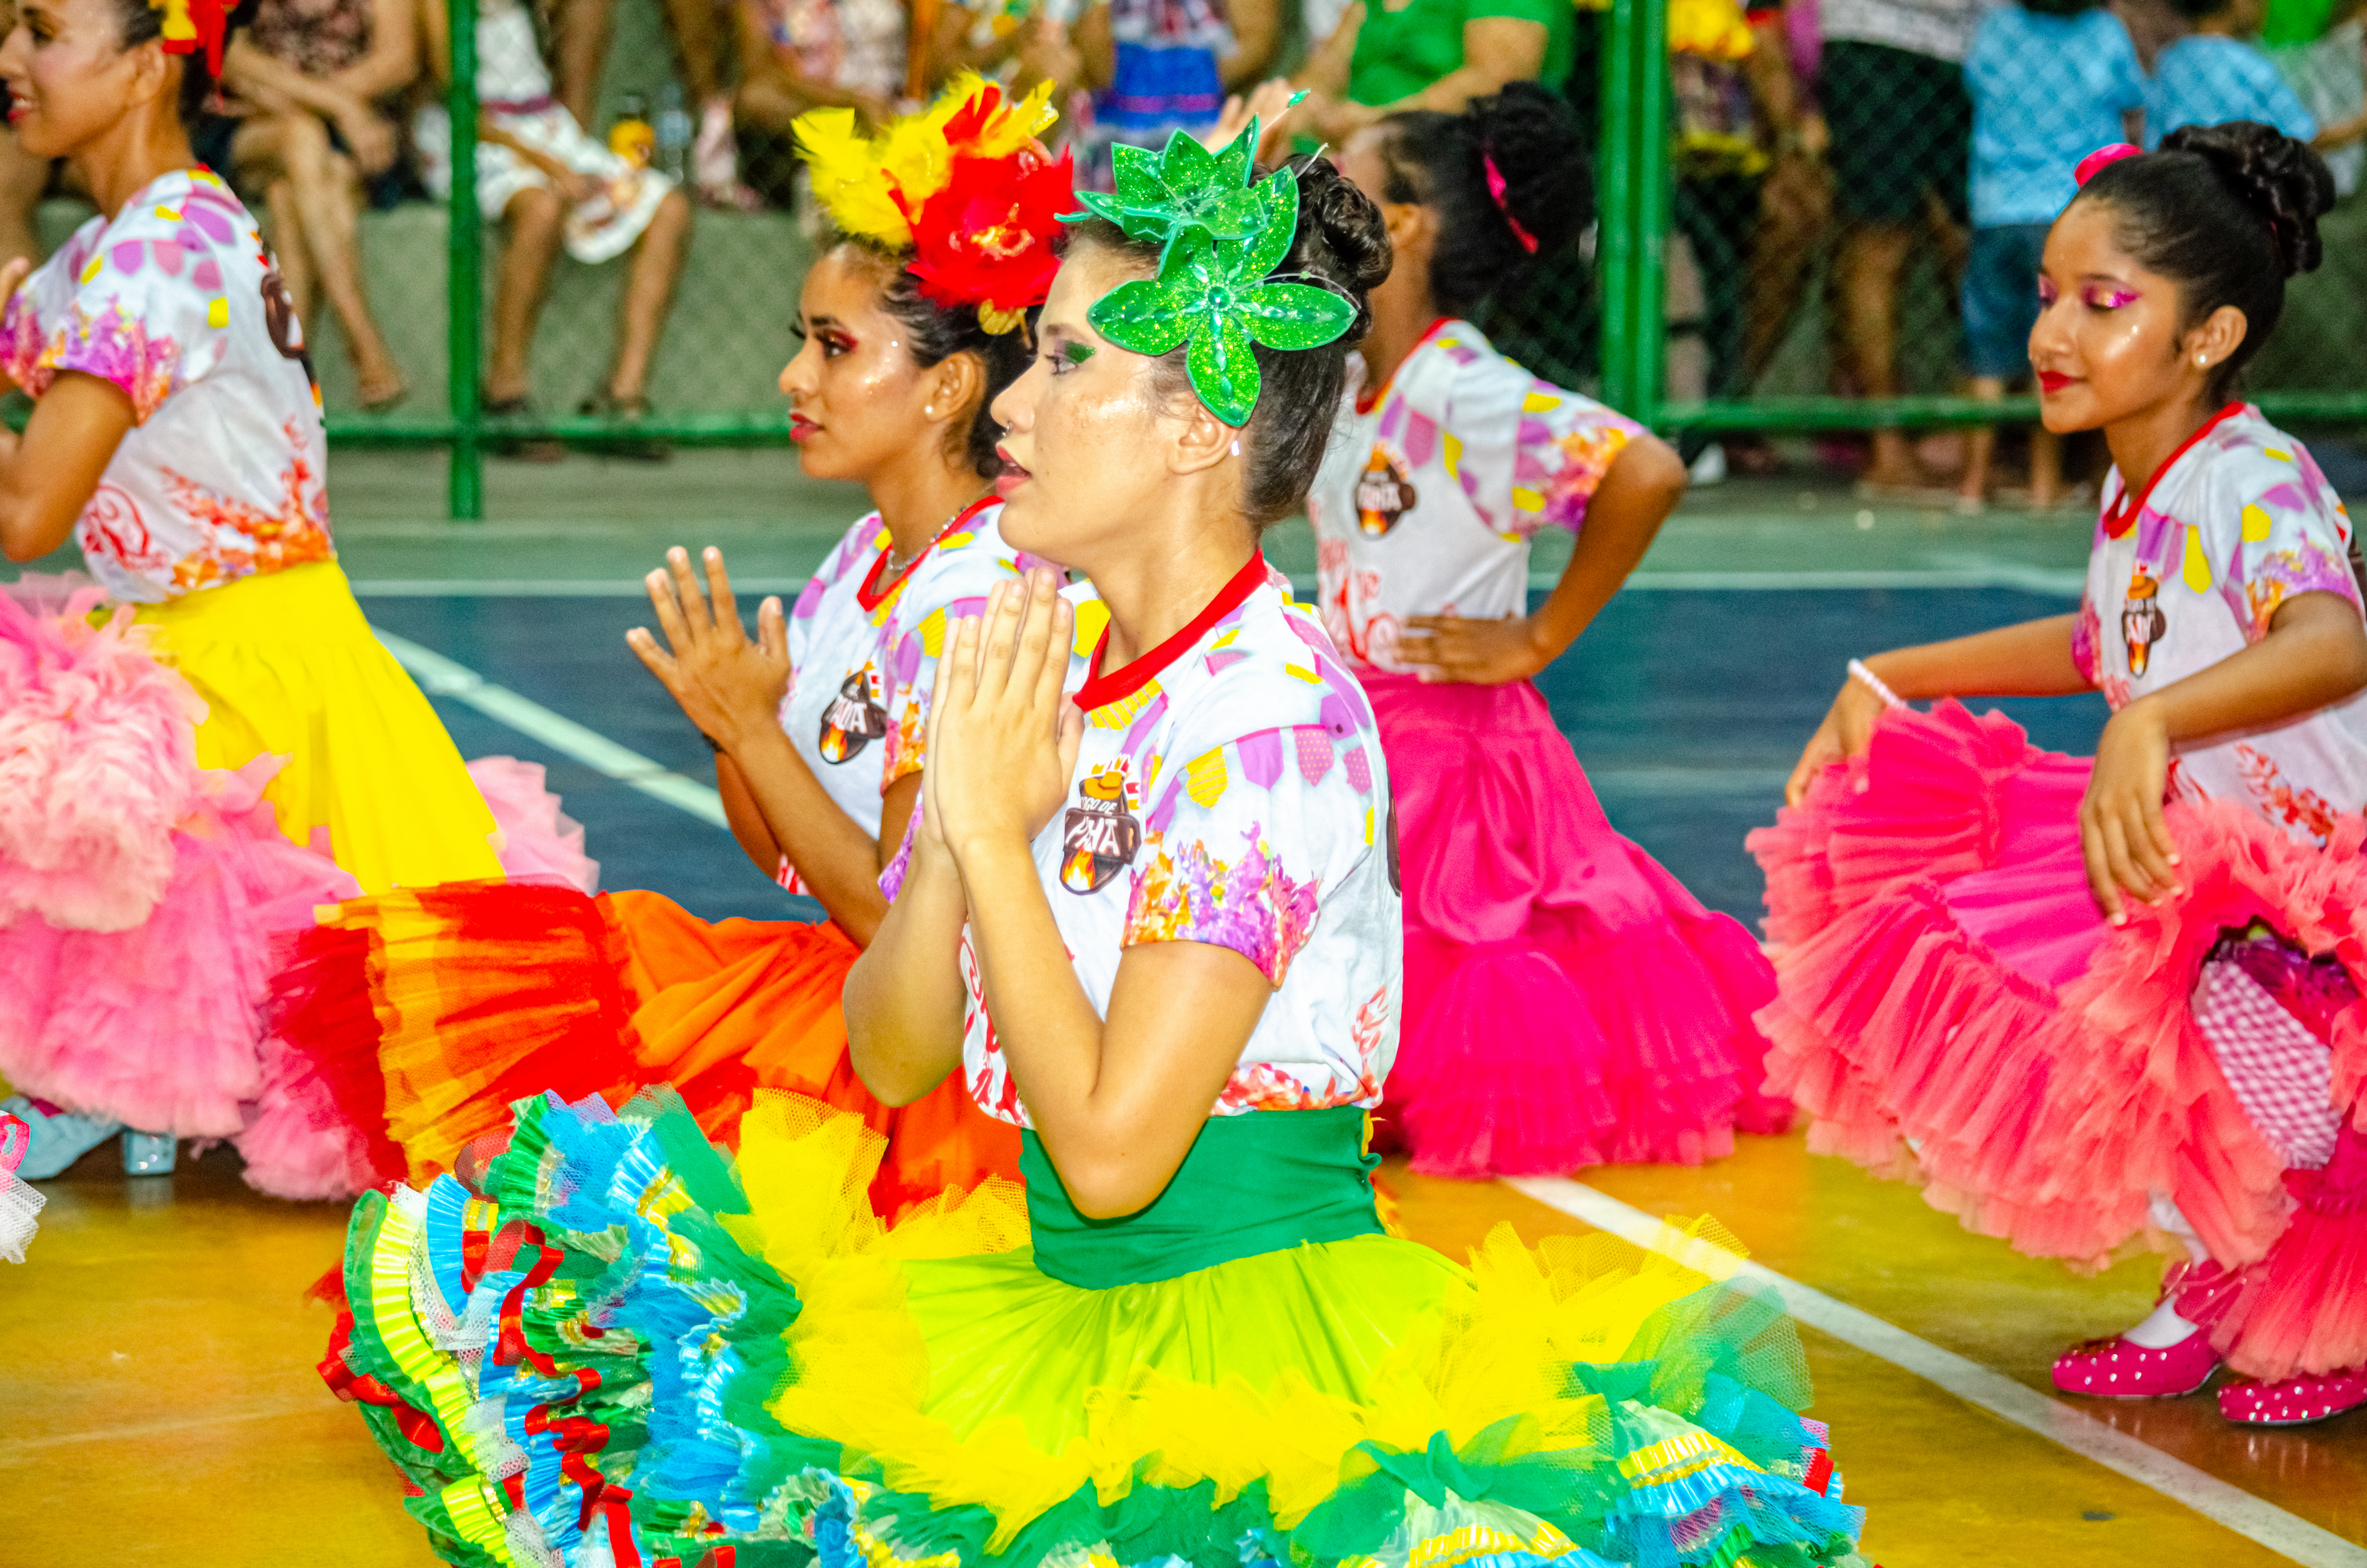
[794,73,1062,252]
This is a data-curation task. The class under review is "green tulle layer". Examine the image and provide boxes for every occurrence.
[324,1088,1871,1568]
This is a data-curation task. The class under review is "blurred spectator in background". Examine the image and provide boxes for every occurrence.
[548,0,750,205]
[1065,0,1278,182]
[417,0,693,443]
[209,0,422,410]
[1818,0,1981,495]
[1667,0,1821,435]
[2270,0,2367,192]
[1956,0,2144,509]
[2150,0,2318,139]
[732,0,909,207]
[1289,0,1570,143]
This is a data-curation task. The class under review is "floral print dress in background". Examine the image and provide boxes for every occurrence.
[2073,402,2367,837]
[0,167,329,603]
[1308,317,1639,672]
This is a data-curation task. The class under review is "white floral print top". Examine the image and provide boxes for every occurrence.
[2072,404,2367,839]
[0,168,329,603]
[777,499,1036,891]
[949,555,1403,1127]
[1307,318,1643,672]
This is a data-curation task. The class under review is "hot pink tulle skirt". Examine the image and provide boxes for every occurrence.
[1751,700,2367,1379]
[1365,673,1786,1178]
[0,578,595,1200]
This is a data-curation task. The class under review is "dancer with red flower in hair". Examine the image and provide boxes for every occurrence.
[1753,124,2367,1427]
[279,76,1075,1217]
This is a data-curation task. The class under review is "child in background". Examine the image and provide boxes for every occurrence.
[2151,0,2320,142]
[1957,0,2146,508]
[1756,124,2367,1426]
[1313,85,1783,1178]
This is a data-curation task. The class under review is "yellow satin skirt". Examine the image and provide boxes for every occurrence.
[133,560,503,893]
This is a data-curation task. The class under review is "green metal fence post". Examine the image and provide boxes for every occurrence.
[1597,0,1638,413]
[447,0,483,521]
[1626,0,1668,425]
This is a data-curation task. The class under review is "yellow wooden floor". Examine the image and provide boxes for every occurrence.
[3,1130,2362,1565]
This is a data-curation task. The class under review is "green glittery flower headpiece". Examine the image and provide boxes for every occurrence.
[1067,118,1358,427]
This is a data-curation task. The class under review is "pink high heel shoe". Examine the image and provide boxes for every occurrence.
[2217,1368,2367,1427]
[2051,1259,2230,1398]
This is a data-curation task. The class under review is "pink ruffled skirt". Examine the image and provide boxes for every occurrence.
[0,578,593,1200]
[1366,673,1787,1178]
[1751,700,2367,1380]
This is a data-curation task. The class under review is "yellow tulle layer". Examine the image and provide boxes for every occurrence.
[134,560,503,892]
[720,1096,1802,1553]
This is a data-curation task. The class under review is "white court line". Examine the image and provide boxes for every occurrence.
[371,628,728,830]
[1508,1176,2367,1568]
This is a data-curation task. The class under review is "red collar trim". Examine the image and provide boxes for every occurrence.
[1073,551,1268,711]
[1355,318,1454,415]
[2103,402,2245,539]
[857,496,997,611]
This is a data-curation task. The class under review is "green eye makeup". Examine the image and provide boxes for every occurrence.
[1061,342,1095,366]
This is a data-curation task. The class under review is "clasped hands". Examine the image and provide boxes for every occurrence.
[919,568,1083,869]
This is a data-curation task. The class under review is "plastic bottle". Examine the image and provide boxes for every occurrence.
[655,81,694,185]
[610,91,655,168]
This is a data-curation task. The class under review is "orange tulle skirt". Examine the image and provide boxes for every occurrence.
[277,883,1018,1216]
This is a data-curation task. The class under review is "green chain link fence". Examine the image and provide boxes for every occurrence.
[153,0,2358,516]
[1489,0,2367,475]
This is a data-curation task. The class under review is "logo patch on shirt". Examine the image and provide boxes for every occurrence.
[1355,445,1416,537]
[2122,566,2167,676]
[818,665,889,762]
[1061,763,1141,893]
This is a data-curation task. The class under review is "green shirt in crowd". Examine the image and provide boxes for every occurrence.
[1346,0,1576,106]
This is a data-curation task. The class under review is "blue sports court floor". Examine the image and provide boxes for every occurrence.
[4,452,2363,1567]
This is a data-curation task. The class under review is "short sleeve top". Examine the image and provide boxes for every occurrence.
[0,168,332,604]
[956,556,1403,1128]
[1965,6,2147,227]
[2072,405,2367,838]
[2147,36,2320,145]
[1306,319,1642,672]
[777,499,1037,891]
[1348,0,1576,106]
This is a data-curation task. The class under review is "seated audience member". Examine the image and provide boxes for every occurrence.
[1065,0,1279,181]
[2151,0,2320,141]
[1289,0,1569,143]
[415,0,693,445]
[546,0,745,204]
[731,0,908,207]
[210,0,420,410]
[1956,0,2146,508]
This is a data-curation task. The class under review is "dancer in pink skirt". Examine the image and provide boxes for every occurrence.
[1753,124,2367,1426]
[1311,83,1788,1179]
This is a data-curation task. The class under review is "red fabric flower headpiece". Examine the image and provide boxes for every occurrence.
[153,0,231,76]
[796,77,1075,335]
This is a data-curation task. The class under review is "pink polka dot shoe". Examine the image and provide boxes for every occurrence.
[2217,1368,2367,1427]
[2051,1329,2222,1398]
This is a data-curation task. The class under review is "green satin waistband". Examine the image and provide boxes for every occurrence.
[1021,1106,1385,1290]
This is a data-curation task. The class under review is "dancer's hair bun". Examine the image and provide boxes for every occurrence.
[2160,120,2333,277]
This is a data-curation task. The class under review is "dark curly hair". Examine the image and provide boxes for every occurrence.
[1375,82,1586,320]
[2071,121,2333,399]
[108,0,262,126]
[1068,154,1392,527]
[839,239,1035,480]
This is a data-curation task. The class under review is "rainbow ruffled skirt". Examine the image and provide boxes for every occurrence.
[327,1089,1871,1568]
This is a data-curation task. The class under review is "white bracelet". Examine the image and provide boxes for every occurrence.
[1847,658,1905,709]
